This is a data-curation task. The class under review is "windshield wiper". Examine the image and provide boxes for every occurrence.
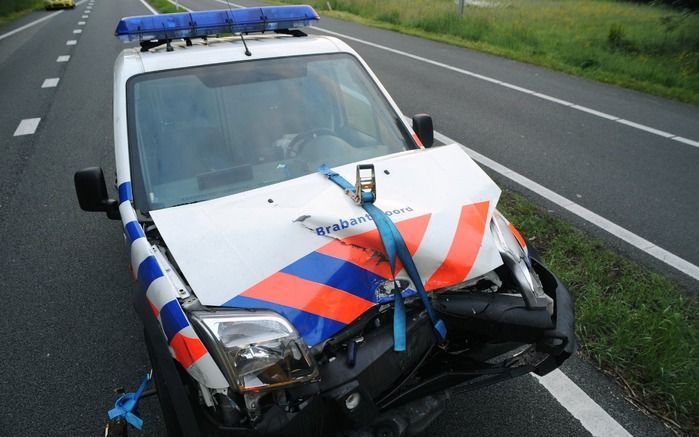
[169,199,202,208]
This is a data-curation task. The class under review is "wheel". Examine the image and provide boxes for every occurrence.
[144,330,185,437]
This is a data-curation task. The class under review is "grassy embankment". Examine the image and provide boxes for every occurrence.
[277,0,699,105]
[145,0,699,433]
[500,191,698,434]
[0,0,44,27]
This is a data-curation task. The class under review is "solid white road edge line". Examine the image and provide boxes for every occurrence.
[431,128,699,281]
[167,0,192,11]
[308,26,699,151]
[535,370,633,437]
[217,3,698,152]
[138,0,159,15]
[13,118,41,136]
[0,0,90,41]
[0,11,62,41]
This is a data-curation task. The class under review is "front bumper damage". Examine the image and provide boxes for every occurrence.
[194,257,575,437]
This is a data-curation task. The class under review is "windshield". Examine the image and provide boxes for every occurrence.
[127,53,415,211]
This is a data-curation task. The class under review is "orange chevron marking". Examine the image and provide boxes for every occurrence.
[242,272,374,324]
[316,213,431,278]
[508,222,527,250]
[170,332,207,368]
[425,201,490,291]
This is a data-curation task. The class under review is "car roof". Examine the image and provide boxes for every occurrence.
[117,34,351,76]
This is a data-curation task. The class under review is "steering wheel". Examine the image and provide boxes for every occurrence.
[287,128,337,158]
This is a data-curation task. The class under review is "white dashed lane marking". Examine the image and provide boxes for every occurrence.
[13,118,41,136]
[56,55,70,62]
[78,21,86,25]
[73,29,82,34]
[66,40,77,45]
[41,78,60,88]
[81,15,88,18]
[669,136,699,148]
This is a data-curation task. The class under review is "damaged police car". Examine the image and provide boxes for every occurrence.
[75,6,575,437]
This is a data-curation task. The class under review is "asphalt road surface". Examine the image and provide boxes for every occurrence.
[0,0,695,436]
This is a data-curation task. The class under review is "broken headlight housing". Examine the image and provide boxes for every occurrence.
[190,310,318,392]
[490,210,553,314]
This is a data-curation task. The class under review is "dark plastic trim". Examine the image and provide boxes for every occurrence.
[134,289,201,437]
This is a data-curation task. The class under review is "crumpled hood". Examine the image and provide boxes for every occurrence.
[151,144,503,345]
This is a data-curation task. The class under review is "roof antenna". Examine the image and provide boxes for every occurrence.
[240,33,252,56]
[223,0,251,56]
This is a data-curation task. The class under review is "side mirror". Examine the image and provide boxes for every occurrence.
[74,167,120,220]
[412,114,434,148]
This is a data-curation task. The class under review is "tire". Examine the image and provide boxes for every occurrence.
[144,330,185,437]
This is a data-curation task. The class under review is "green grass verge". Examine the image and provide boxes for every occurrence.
[273,0,699,106]
[0,0,44,28]
[499,189,698,433]
[147,0,188,14]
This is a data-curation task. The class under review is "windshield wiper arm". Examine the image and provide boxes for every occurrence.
[170,200,202,208]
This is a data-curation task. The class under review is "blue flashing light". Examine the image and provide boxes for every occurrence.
[115,5,320,42]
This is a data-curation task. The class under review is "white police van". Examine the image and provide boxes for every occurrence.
[75,6,575,436]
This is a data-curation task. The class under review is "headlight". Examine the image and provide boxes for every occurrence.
[490,210,553,314]
[490,210,528,260]
[190,310,318,392]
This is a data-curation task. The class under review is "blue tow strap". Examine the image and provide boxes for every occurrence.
[319,165,446,351]
[108,370,152,430]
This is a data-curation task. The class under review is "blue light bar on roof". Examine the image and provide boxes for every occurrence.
[115,5,319,42]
